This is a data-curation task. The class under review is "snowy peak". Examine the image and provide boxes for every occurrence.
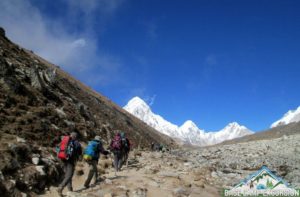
[124,97,253,146]
[123,96,151,118]
[124,96,150,111]
[226,122,241,128]
[223,122,247,131]
[180,120,199,130]
[271,106,300,128]
[216,122,253,140]
[124,97,179,137]
[179,120,205,137]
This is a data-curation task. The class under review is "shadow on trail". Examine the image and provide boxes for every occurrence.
[109,175,128,180]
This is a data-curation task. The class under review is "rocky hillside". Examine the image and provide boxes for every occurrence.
[0,27,176,196]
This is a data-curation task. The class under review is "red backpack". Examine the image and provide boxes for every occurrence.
[58,136,72,160]
[111,135,122,150]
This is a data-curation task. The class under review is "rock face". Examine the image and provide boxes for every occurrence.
[0,28,176,196]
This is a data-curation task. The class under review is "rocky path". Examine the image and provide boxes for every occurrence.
[41,151,220,197]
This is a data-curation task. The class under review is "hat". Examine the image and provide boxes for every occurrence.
[70,132,78,139]
[94,136,101,141]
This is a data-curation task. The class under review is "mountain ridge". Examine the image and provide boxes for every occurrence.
[124,96,254,146]
[271,106,300,128]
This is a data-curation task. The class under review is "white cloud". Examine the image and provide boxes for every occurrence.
[0,0,125,86]
[66,0,123,14]
[71,39,86,48]
[147,94,157,106]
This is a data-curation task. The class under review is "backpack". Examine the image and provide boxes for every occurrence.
[111,135,122,150]
[83,140,99,161]
[121,137,128,148]
[57,136,74,160]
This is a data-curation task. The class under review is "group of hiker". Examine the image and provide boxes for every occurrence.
[56,131,131,196]
[151,142,169,152]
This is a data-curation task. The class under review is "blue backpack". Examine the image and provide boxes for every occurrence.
[83,140,99,161]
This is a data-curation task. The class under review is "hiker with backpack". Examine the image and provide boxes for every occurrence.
[109,132,123,175]
[120,132,130,168]
[57,132,82,196]
[83,135,109,188]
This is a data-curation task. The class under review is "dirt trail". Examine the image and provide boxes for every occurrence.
[40,151,220,197]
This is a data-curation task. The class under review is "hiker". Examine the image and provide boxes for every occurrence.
[151,142,155,151]
[159,144,163,152]
[57,132,82,196]
[83,136,109,188]
[109,132,123,175]
[120,132,130,167]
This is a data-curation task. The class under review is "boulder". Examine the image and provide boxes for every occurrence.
[35,165,46,176]
[22,166,46,192]
[16,137,26,143]
[104,193,113,197]
[173,187,190,197]
[32,157,40,165]
[105,179,113,185]
[132,188,147,197]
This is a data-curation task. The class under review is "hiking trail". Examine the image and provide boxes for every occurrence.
[41,150,219,197]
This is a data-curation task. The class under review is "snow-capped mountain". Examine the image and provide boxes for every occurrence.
[124,97,253,146]
[271,106,300,128]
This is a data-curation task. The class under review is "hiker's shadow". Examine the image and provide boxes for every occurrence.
[75,183,99,192]
[74,176,128,192]
[109,175,127,180]
[74,180,104,192]
[75,188,88,192]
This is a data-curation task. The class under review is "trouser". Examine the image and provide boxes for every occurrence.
[113,150,122,172]
[121,149,129,167]
[59,161,75,191]
[84,160,98,186]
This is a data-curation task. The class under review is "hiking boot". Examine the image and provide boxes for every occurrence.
[57,187,63,197]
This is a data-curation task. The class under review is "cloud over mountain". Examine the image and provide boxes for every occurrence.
[0,0,124,86]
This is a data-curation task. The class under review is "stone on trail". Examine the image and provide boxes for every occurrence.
[132,187,147,197]
[158,171,180,178]
[104,193,112,197]
[32,157,40,165]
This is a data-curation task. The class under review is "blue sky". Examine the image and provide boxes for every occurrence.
[1,0,300,132]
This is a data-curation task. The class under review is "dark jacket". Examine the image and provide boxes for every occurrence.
[92,140,109,161]
[68,139,82,163]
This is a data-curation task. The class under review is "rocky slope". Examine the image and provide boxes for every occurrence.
[0,27,176,196]
[124,97,253,146]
